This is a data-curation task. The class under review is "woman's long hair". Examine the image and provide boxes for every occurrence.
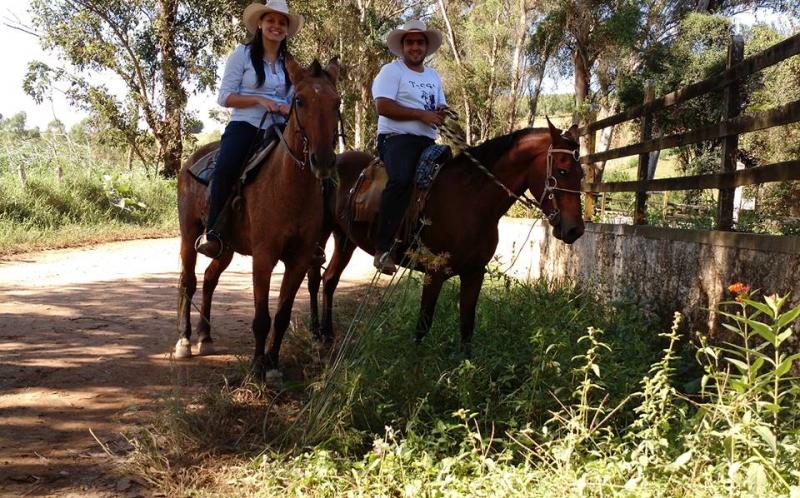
[247,28,291,94]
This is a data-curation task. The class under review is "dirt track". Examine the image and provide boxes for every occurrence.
[0,238,375,497]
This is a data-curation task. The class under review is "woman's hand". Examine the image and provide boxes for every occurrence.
[258,97,281,113]
[278,103,291,116]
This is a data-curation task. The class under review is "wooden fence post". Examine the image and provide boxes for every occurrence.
[634,80,655,225]
[716,35,744,231]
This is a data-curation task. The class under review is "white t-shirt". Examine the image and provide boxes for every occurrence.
[371,59,447,139]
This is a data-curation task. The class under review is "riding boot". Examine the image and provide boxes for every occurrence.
[196,230,224,259]
[198,178,230,259]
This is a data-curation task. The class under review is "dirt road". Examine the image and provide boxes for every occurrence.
[0,238,375,497]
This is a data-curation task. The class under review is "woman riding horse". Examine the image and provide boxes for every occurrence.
[176,2,341,378]
[195,0,302,259]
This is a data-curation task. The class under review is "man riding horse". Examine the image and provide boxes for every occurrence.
[371,19,448,275]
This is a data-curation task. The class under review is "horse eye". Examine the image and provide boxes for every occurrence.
[559,169,568,176]
[296,98,304,107]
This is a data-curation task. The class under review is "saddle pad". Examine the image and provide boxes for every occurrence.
[240,139,278,184]
[187,149,218,185]
[415,144,452,189]
[351,158,387,223]
[186,139,278,187]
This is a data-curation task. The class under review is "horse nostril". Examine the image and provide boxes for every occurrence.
[310,153,318,166]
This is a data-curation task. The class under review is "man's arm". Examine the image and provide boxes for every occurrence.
[375,97,443,128]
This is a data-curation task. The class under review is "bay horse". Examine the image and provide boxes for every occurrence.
[176,57,340,377]
[308,120,584,354]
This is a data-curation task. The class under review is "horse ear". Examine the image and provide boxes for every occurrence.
[310,59,323,77]
[285,54,304,85]
[565,124,579,142]
[325,56,340,84]
[545,116,560,143]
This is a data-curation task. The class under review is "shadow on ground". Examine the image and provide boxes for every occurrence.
[1,260,372,496]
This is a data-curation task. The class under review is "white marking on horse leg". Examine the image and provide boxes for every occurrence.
[263,369,283,388]
[174,338,192,359]
[197,340,216,356]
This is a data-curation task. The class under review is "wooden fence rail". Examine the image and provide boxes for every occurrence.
[580,32,800,230]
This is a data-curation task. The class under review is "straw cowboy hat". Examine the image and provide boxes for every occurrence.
[386,19,443,58]
[243,0,303,37]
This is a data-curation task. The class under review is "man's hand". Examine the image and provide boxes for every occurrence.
[278,103,291,116]
[418,109,444,128]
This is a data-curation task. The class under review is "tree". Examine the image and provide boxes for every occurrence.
[47,119,66,135]
[2,112,28,136]
[289,0,405,150]
[24,0,243,177]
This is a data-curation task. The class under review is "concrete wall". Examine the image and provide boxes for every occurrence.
[495,218,800,333]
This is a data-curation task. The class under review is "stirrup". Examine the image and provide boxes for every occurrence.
[373,251,396,275]
[195,231,224,259]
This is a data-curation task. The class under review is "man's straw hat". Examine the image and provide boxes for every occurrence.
[386,19,442,58]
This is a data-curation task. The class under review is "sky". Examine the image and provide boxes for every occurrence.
[0,1,791,133]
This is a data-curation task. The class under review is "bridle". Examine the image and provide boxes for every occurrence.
[542,145,583,223]
[274,88,346,170]
[275,97,310,169]
[438,108,582,223]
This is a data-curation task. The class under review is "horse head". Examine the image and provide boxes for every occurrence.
[285,56,340,180]
[525,118,585,244]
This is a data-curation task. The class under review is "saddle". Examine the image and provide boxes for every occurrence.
[348,143,452,228]
[187,137,279,187]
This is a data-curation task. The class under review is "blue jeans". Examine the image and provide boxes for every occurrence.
[207,121,278,233]
[375,133,434,252]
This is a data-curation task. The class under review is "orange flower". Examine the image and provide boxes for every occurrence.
[728,282,751,295]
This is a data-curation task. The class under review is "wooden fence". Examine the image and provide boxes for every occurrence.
[578,32,800,230]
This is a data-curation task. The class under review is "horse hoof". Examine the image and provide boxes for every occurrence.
[174,338,192,359]
[263,369,283,387]
[197,341,215,356]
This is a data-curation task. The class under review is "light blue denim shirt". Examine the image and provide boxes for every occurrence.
[217,44,293,129]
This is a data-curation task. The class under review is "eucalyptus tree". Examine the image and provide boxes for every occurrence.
[24,0,243,177]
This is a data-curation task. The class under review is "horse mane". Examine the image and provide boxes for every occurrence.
[445,127,551,176]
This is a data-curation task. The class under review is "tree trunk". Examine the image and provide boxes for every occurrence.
[437,0,473,144]
[482,5,502,142]
[157,0,184,178]
[508,0,528,133]
[573,48,595,219]
[354,84,371,150]
[526,58,547,125]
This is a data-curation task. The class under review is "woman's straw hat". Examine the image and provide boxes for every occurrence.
[243,0,303,37]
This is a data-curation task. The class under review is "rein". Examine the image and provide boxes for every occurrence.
[276,98,309,169]
[438,108,581,222]
[274,95,347,169]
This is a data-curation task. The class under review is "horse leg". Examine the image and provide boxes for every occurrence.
[307,263,322,338]
[458,269,485,357]
[251,255,277,379]
[415,272,446,344]
[194,249,234,356]
[176,228,200,359]
[266,260,309,372]
[321,232,357,341]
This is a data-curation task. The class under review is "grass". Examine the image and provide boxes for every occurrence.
[0,135,177,256]
[110,267,800,497]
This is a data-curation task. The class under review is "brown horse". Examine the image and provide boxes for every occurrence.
[176,57,340,377]
[308,121,584,353]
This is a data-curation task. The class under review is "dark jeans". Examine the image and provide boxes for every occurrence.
[375,133,434,252]
[207,120,277,233]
